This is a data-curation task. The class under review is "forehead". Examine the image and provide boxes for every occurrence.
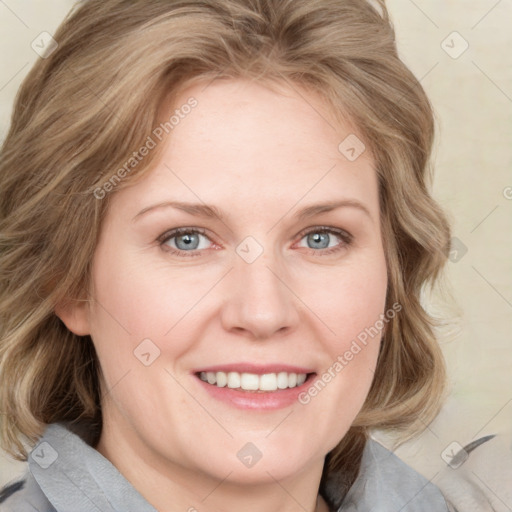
[167,77,363,166]
[112,78,379,223]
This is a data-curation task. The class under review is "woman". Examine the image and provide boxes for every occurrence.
[0,0,455,510]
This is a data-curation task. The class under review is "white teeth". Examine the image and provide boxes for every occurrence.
[259,373,277,391]
[240,373,260,390]
[198,371,309,391]
[227,371,241,389]
[276,372,289,389]
[216,371,227,387]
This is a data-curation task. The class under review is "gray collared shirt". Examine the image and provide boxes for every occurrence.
[1,422,451,511]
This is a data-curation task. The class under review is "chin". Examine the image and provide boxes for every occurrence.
[191,435,327,485]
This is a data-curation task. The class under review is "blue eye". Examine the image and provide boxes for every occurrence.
[159,228,212,257]
[158,226,353,258]
[297,227,353,255]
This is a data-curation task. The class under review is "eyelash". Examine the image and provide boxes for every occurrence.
[157,226,353,258]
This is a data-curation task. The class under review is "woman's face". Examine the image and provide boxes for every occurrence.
[62,78,388,485]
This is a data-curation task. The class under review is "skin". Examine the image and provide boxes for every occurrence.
[57,78,388,512]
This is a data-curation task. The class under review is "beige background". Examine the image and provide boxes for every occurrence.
[1,0,511,503]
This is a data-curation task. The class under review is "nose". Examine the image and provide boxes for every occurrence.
[220,248,300,340]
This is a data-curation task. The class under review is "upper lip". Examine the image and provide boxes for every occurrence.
[192,363,316,375]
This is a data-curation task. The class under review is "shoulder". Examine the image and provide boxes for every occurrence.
[0,470,56,512]
[339,438,450,511]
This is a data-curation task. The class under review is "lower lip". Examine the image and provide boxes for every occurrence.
[194,374,316,410]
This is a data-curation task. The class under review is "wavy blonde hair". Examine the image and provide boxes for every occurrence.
[0,0,451,506]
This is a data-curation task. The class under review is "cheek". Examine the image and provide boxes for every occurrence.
[88,245,211,344]
[298,255,388,352]
[85,245,230,405]
[296,264,387,450]
[295,254,387,409]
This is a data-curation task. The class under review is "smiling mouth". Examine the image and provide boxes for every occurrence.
[196,371,316,392]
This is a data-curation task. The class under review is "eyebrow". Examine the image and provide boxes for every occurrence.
[132,199,372,223]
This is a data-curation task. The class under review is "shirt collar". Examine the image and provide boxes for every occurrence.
[29,423,157,512]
